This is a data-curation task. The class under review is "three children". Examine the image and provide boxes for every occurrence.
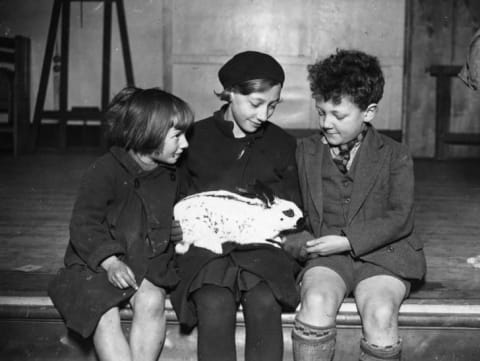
[49,48,425,361]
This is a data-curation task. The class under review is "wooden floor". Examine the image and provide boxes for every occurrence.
[0,151,480,299]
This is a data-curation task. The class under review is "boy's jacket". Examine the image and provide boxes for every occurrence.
[292,127,426,280]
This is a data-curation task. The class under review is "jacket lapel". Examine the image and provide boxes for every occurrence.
[348,128,387,221]
[301,134,325,223]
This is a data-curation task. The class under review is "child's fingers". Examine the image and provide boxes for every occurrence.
[305,242,326,255]
[305,245,319,254]
[305,241,323,252]
[306,238,321,247]
[108,272,132,289]
[106,264,138,290]
[124,267,138,290]
[117,277,131,289]
[107,273,121,289]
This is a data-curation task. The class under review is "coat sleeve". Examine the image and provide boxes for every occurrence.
[294,137,316,234]
[176,156,191,201]
[344,145,416,257]
[281,139,303,208]
[266,132,303,209]
[69,159,126,271]
[282,138,315,261]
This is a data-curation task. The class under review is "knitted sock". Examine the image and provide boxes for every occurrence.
[359,337,402,361]
[291,318,336,361]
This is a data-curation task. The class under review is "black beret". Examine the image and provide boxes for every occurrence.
[218,51,285,88]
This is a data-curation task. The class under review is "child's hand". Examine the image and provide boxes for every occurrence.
[305,235,351,256]
[101,256,139,290]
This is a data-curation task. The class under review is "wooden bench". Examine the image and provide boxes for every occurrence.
[1,295,480,360]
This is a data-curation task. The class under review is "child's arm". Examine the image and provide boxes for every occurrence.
[264,132,302,207]
[69,158,127,271]
[281,142,303,207]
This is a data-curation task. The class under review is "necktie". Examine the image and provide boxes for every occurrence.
[329,126,369,173]
[332,140,357,173]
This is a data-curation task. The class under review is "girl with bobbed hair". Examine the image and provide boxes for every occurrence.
[49,87,193,361]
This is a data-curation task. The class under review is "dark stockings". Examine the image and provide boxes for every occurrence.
[193,284,237,361]
[241,282,283,361]
[192,282,283,361]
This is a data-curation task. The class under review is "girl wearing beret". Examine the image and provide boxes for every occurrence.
[170,51,302,361]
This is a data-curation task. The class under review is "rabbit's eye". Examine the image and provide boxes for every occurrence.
[283,209,294,217]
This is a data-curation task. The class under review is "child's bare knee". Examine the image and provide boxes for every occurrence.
[362,301,398,331]
[133,287,166,314]
[303,287,330,309]
[299,286,340,324]
[96,307,121,331]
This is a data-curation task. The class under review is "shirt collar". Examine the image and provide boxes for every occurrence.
[321,123,370,152]
[213,105,265,141]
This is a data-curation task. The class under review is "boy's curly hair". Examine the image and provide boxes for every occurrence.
[307,49,385,110]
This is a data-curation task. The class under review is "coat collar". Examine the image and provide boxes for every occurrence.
[213,105,266,141]
[301,126,387,223]
[109,146,175,177]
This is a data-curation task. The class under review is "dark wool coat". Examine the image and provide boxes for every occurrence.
[48,147,180,338]
[170,107,302,330]
[292,127,426,280]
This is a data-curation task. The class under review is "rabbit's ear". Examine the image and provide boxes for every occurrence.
[252,180,275,206]
[235,181,275,207]
[235,186,257,199]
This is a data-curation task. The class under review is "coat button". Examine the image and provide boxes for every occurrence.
[170,173,176,181]
[134,178,140,188]
[387,246,394,252]
[344,197,351,204]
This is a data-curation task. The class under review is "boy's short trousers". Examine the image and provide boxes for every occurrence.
[303,253,411,297]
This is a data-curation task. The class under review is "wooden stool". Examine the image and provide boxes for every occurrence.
[31,0,134,151]
[428,65,480,159]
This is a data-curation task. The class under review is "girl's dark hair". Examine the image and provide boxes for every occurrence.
[215,78,280,102]
[307,49,385,110]
[105,87,194,153]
